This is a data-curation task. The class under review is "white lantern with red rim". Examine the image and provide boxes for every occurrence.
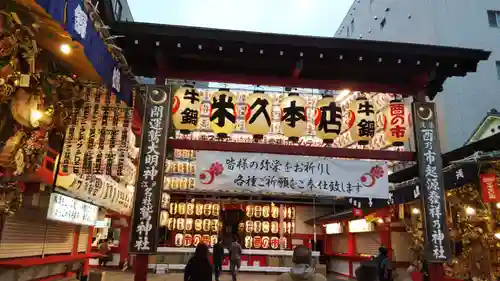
[209,89,237,138]
[172,84,201,134]
[280,93,307,142]
[314,96,342,144]
[245,91,272,140]
[346,96,376,145]
[383,100,411,146]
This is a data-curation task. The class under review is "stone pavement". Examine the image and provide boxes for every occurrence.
[93,271,353,281]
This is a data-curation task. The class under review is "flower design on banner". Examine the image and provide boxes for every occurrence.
[199,161,224,184]
[360,165,384,188]
[74,5,88,39]
[112,67,121,93]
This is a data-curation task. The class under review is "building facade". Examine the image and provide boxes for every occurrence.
[336,0,500,152]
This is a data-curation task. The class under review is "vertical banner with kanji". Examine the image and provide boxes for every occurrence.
[129,86,171,254]
[412,102,451,262]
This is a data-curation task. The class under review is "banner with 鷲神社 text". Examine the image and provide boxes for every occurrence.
[195,151,389,199]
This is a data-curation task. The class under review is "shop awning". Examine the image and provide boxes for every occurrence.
[109,21,489,99]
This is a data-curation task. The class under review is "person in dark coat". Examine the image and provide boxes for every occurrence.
[213,238,225,281]
[185,243,213,281]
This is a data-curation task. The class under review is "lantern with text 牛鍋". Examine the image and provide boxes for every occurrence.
[280,93,307,142]
[210,89,237,138]
[172,85,201,134]
[245,91,272,139]
[314,96,342,144]
[384,101,410,146]
[347,96,376,145]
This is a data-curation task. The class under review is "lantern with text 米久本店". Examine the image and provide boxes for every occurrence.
[210,89,237,138]
[383,100,410,146]
[347,96,376,145]
[245,90,272,140]
[172,84,201,134]
[280,93,307,142]
[314,95,342,144]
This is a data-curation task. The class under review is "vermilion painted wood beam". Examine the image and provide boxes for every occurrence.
[168,139,416,161]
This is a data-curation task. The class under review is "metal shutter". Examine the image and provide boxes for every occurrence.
[391,232,413,262]
[0,209,47,258]
[78,226,90,253]
[44,221,75,255]
[331,234,348,254]
[355,232,380,256]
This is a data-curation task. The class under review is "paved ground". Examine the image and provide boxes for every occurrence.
[93,270,353,281]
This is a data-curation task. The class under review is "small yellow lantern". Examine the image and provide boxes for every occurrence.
[210,88,237,138]
[346,96,376,145]
[383,100,410,146]
[172,84,201,134]
[280,93,307,142]
[245,91,272,140]
[314,96,342,144]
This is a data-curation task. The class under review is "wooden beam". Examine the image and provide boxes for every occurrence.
[168,139,416,161]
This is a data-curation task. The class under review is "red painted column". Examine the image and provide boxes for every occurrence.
[134,255,149,281]
[83,226,94,276]
[72,226,80,255]
[428,263,444,281]
[120,217,131,265]
[346,222,355,278]
[380,221,392,259]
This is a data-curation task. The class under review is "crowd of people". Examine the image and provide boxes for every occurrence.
[183,237,392,281]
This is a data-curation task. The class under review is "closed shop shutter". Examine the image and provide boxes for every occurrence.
[391,232,413,262]
[44,221,75,255]
[0,208,47,259]
[355,232,380,256]
[331,234,348,254]
[78,226,90,253]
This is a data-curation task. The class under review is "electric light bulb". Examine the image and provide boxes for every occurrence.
[496,202,500,209]
[412,208,420,215]
[30,110,43,122]
[495,233,500,240]
[377,218,384,224]
[60,43,71,55]
[465,206,476,216]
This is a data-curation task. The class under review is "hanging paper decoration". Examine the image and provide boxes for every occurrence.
[169,202,177,215]
[177,218,185,231]
[245,220,253,232]
[167,218,175,230]
[175,234,184,247]
[253,236,262,248]
[246,205,254,217]
[195,203,203,216]
[314,96,342,144]
[184,234,193,247]
[244,91,272,140]
[172,84,201,134]
[254,206,262,218]
[262,206,270,218]
[195,219,203,231]
[262,237,270,249]
[262,221,270,233]
[203,219,211,232]
[280,93,307,142]
[210,89,237,138]
[271,221,279,234]
[211,219,219,232]
[271,205,279,218]
[271,237,280,249]
[178,202,186,215]
[193,234,202,246]
[212,204,220,216]
[383,100,410,146]
[347,96,376,145]
[245,236,253,248]
[254,221,262,233]
[186,218,193,231]
[203,204,212,216]
[187,203,194,215]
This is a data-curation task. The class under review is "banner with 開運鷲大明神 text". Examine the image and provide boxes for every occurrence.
[195,151,389,199]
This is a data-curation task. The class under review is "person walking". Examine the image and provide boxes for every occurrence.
[213,238,225,281]
[229,236,242,281]
[184,243,213,281]
[355,262,378,281]
[374,246,392,281]
[277,245,327,281]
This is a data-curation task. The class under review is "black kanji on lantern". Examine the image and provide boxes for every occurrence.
[249,98,271,126]
[183,89,200,104]
[282,101,306,128]
[180,108,199,125]
[358,119,375,137]
[358,100,375,116]
[318,102,342,134]
[210,94,236,127]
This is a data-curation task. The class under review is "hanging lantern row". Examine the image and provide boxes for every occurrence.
[172,87,411,146]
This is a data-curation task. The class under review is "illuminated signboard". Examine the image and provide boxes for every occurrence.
[47,193,98,226]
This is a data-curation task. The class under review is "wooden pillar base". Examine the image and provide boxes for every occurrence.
[134,255,149,281]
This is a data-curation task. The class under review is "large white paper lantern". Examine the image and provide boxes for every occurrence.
[347,96,376,145]
[209,89,237,138]
[172,84,201,134]
[383,100,410,146]
[245,91,272,140]
[314,96,342,144]
[280,93,307,142]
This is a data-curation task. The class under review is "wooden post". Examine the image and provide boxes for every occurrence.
[83,226,94,277]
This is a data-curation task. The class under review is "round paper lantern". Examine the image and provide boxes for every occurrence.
[211,219,219,232]
[177,218,185,231]
[244,236,253,248]
[383,100,410,146]
[203,204,212,216]
[169,202,177,215]
[245,220,254,233]
[271,237,280,249]
[167,218,175,230]
[262,236,270,249]
[244,91,272,140]
[347,96,376,145]
[195,203,203,216]
[254,221,262,233]
[212,204,221,216]
[271,206,279,218]
[211,235,218,246]
[203,219,211,232]
[195,219,203,231]
[187,203,194,215]
[280,93,307,142]
[193,234,202,246]
[160,211,169,227]
[202,235,210,245]
[262,221,270,233]
[314,96,342,144]
[172,84,201,134]
[184,234,193,247]
[175,233,184,247]
[280,237,288,249]
[178,202,186,215]
[209,89,237,138]
[253,236,262,248]
[262,206,270,218]
[271,222,279,234]
[246,205,254,217]
[186,218,193,231]
[254,206,262,218]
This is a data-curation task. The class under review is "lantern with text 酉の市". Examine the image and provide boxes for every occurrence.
[314,96,342,144]
[280,93,307,142]
[245,91,272,140]
[172,84,201,134]
[384,100,410,146]
[347,96,376,145]
[210,89,237,138]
